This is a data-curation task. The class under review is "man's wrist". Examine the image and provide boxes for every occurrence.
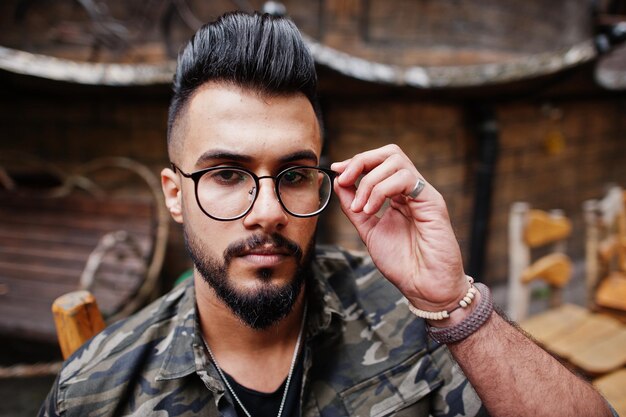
[425,283,494,344]
[406,276,477,321]
[427,289,482,328]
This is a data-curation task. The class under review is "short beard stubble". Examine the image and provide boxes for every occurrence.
[184,226,315,330]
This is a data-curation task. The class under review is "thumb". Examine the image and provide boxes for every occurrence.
[333,182,378,240]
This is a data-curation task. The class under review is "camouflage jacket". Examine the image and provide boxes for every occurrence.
[40,245,487,417]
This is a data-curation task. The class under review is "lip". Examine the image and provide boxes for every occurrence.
[237,246,291,267]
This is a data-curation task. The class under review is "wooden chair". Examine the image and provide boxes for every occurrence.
[583,185,626,319]
[52,291,105,359]
[0,155,169,377]
[508,202,626,375]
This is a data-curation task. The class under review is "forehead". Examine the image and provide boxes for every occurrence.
[178,83,322,169]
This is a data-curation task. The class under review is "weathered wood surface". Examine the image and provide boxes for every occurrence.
[0,0,602,87]
[0,192,155,343]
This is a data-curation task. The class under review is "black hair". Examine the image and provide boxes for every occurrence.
[167,11,320,149]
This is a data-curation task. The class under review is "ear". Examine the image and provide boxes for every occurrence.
[161,168,183,224]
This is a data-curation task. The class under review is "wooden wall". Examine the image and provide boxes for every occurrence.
[0,0,623,286]
[1,70,624,286]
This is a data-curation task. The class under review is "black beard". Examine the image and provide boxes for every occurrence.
[184,227,314,330]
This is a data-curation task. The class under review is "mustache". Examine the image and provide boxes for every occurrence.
[223,233,303,264]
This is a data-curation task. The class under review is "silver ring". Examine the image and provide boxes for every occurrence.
[407,178,426,199]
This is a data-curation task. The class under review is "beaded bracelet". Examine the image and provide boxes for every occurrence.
[426,283,494,344]
[406,276,477,320]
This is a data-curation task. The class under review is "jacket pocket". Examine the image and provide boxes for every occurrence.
[339,351,443,417]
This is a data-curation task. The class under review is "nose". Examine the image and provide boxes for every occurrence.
[242,177,288,232]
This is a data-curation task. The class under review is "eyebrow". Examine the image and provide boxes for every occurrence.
[194,149,318,167]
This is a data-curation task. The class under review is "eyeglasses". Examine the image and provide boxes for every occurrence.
[171,164,336,221]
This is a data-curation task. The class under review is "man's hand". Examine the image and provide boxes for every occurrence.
[332,144,616,417]
[331,144,468,315]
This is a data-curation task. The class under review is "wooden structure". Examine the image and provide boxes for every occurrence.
[0,155,168,344]
[507,202,573,322]
[0,0,616,88]
[508,201,626,415]
[52,291,105,359]
[584,185,626,317]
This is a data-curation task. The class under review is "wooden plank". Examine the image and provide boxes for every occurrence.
[0,301,59,342]
[0,216,152,237]
[524,209,572,248]
[594,369,626,417]
[53,291,106,359]
[0,193,154,218]
[0,245,93,262]
[0,272,139,304]
[520,304,588,345]
[3,206,152,223]
[520,253,572,287]
[0,287,132,320]
[546,314,622,359]
[0,230,151,254]
[0,249,147,276]
[0,261,83,283]
[0,283,136,342]
[0,251,92,271]
[570,328,626,374]
[595,272,626,311]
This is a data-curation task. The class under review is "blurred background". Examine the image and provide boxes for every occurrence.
[0,0,625,415]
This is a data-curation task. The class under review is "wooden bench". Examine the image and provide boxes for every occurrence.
[0,156,168,345]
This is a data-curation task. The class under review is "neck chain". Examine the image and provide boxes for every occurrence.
[202,303,307,417]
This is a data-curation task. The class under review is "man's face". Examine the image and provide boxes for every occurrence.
[165,83,322,329]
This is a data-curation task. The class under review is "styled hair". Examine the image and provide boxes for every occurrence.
[167,11,320,150]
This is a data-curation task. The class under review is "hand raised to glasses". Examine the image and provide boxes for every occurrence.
[331,144,469,316]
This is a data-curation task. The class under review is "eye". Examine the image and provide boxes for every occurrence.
[281,168,313,187]
[208,169,249,185]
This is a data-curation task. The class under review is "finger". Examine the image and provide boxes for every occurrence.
[350,154,413,212]
[335,144,411,186]
[361,169,416,214]
[333,181,379,239]
[330,158,351,173]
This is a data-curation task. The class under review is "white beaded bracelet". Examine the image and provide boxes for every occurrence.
[406,276,477,320]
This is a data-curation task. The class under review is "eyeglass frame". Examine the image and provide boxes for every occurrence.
[171,163,336,221]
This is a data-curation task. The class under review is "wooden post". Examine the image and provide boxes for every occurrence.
[52,290,105,359]
[508,202,531,321]
[549,209,567,308]
[618,191,626,272]
[583,199,600,309]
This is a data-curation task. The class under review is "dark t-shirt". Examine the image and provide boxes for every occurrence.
[224,353,303,417]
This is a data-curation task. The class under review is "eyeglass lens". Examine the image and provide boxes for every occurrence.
[196,167,332,219]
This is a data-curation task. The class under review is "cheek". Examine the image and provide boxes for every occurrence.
[289,218,318,246]
[183,199,233,255]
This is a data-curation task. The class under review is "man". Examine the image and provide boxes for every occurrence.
[40,11,615,417]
